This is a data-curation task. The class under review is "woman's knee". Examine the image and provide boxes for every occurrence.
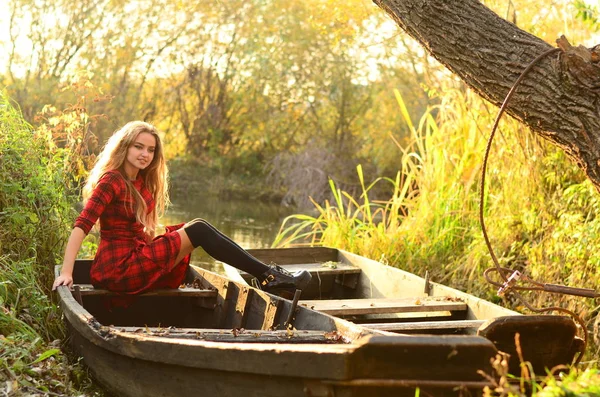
[184,218,208,228]
[183,219,212,247]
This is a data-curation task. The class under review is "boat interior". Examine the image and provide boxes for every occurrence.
[67,256,371,345]
[233,247,505,335]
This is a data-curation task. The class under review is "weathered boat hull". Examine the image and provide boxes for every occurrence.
[57,258,503,397]
[57,247,583,396]
[66,324,495,397]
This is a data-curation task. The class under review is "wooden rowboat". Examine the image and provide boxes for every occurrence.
[224,247,585,376]
[56,247,584,397]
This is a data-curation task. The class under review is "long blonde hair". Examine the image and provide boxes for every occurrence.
[83,121,169,235]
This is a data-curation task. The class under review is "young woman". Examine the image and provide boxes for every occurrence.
[52,121,311,297]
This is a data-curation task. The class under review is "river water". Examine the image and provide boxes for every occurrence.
[161,195,299,273]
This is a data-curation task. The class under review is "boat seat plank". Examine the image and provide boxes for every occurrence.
[300,297,467,316]
[73,284,218,298]
[239,262,361,278]
[113,326,346,344]
[361,320,485,332]
[247,247,339,264]
[285,262,361,276]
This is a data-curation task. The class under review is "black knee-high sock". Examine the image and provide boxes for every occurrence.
[183,219,270,277]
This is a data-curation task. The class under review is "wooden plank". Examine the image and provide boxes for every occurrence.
[247,247,339,265]
[235,262,363,299]
[191,268,235,328]
[113,326,346,344]
[349,334,497,382]
[262,298,283,330]
[74,284,218,298]
[477,315,584,374]
[72,285,83,305]
[244,291,276,330]
[72,259,93,284]
[334,272,360,289]
[300,297,467,316]
[238,262,361,279]
[229,286,253,329]
[337,249,519,319]
[286,262,361,276]
[361,320,485,332]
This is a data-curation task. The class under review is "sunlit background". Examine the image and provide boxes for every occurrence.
[1,0,599,264]
[4,1,600,394]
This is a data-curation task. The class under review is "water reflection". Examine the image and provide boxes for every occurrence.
[162,195,296,273]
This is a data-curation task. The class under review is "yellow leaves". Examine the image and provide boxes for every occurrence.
[304,0,373,27]
[39,104,56,114]
[288,0,375,44]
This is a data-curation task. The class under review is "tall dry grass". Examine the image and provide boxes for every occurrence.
[274,83,600,394]
[275,85,600,323]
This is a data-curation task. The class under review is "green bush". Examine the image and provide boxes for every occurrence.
[0,90,100,395]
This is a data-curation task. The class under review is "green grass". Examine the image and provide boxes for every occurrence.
[481,365,600,396]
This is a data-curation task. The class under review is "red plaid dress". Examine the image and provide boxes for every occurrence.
[74,170,190,294]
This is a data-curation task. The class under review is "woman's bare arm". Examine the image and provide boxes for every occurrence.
[52,227,86,290]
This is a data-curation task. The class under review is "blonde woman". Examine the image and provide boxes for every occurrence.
[52,121,310,298]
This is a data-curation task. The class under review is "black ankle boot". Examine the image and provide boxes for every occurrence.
[259,265,312,298]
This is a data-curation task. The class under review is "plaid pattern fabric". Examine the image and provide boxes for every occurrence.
[74,170,190,294]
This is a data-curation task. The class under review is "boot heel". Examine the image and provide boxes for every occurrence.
[294,270,311,291]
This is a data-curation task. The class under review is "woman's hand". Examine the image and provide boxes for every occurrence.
[52,274,73,290]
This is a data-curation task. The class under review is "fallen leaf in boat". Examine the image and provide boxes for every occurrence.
[321,261,338,269]
[447,348,458,359]
[231,328,245,337]
[415,299,421,305]
[323,331,344,342]
[443,297,462,302]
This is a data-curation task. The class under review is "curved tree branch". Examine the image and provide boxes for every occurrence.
[374,0,600,190]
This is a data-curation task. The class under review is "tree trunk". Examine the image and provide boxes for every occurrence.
[374,0,600,190]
